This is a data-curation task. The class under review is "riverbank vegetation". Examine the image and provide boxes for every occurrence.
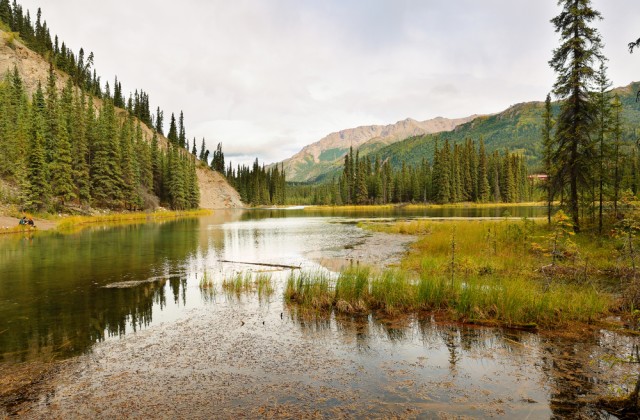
[285,213,640,330]
[55,209,211,231]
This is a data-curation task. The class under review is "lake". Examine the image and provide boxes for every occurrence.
[0,206,633,418]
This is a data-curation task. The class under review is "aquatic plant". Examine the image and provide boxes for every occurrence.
[199,271,215,290]
[334,267,371,313]
[284,271,332,310]
[222,272,253,294]
[255,273,275,299]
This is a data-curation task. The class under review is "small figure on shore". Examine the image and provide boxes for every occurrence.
[18,216,35,228]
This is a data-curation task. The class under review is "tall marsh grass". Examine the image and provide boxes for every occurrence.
[285,217,615,327]
[284,267,610,326]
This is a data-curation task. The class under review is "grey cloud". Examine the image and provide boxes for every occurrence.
[15,0,640,167]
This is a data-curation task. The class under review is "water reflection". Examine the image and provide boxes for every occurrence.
[284,306,637,418]
[0,207,636,418]
[240,205,547,221]
[0,218,199,362]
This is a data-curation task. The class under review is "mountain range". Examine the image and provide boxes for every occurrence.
[276,82,640,184]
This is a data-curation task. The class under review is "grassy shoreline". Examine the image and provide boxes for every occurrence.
[285,216,637,330]
[0,208,212,235]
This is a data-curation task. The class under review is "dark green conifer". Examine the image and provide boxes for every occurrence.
[549,0,604,231]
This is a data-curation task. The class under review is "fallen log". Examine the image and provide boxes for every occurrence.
[218,260,301,270]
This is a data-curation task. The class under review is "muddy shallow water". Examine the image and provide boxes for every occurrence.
[0,207,638,418]
[19,298,638,419]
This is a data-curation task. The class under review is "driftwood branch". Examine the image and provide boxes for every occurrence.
[219,260,301,270]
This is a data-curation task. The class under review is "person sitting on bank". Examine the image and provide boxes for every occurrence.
[27,218,35,227]
[19,216,27,225]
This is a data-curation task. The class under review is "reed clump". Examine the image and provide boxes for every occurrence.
[285,271,332,310]
[222,272,253,294]
[255,273,275,299]
[199,271,215,289]
[220,272,275,299]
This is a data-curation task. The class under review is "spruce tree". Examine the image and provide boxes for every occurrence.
[355,156,368,204]
[549,0,604,231]
[593,62,611,232]
[167,112,178,145]
[50,107,75,207]
[199,138,206,161]
[178,111,186,148]
[155,107,164,135]
[477,139,490,202]
[542,94,555,224]
[25,83,50,211]
[0,0,11,25]
[120,114,139,209]
[91,97,123,207]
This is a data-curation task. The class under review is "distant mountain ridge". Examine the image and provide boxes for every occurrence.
[370,82,640,172]
[279,81,640,184]
[279,115,478,182]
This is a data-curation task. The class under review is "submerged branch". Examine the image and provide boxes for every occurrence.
[219,260,301,270]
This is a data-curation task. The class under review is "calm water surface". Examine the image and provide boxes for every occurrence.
[0,206,634,418]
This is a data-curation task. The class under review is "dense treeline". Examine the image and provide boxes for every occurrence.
[0,1,215,156]
[226,159,286,206]
[287,140,531,205]
[0,67,199,211]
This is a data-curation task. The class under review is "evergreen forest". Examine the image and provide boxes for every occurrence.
[286,140,531,206]
[0,2,205,212]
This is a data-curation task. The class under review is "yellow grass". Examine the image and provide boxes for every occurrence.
[56,209,211,232]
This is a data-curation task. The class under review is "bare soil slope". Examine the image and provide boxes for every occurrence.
[197,167,243,209]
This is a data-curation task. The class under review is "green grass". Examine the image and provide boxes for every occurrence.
[221,272,275,299]
[255,273,275,300]
[222,272,253,294]
[285,271,332,310]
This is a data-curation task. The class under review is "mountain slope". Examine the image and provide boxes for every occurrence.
[373,82,640,171]
[0,28,241,209]
[279,115,478,182]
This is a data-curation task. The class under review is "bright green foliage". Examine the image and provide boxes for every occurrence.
[120,114,140,209]
[91,96,123,207]
[477,139,490,202]
[287,139,531,206]
[0,76,203,212]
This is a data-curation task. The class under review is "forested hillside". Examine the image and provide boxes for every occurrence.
[287,139,531,205]
[375,82,640,170]
[308,82,640,184]
[0,1,241,211]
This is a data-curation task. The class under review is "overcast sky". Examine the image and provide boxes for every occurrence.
[15,0,640,166]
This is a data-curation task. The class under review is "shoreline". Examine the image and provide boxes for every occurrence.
[0,209,215,235]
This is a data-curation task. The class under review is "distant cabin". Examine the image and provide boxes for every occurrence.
[528,174,548,185]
